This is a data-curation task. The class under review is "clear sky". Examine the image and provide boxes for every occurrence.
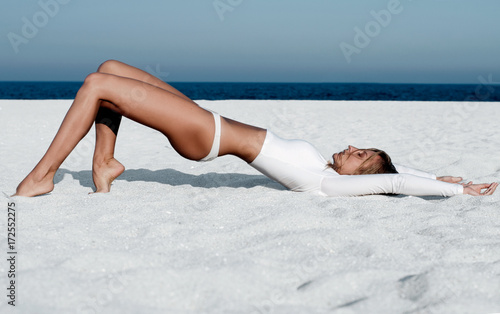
[1,0,499,83]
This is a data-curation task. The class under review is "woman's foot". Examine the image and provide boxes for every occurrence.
[14,171,55,197]
[92,157,125,193]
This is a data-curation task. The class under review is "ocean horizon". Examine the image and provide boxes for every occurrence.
[1,81,499,101]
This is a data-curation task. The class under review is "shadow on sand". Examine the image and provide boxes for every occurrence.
[52,168,447,200]
[54,168,286,192]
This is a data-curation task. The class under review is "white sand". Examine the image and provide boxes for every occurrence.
[1,99,499,313]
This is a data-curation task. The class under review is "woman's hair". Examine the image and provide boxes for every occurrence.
[327,148,398,175]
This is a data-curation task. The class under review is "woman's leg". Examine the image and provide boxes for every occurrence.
[91,60,196,192]
[15,72,222,197]
[16,61,267,197]
[92,106,125,192]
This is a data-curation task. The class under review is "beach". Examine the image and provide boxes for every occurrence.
[1,99,499,313]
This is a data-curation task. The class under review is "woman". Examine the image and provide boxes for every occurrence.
[14,60,498,197]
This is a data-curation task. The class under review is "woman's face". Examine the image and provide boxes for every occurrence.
[332,145,378,175]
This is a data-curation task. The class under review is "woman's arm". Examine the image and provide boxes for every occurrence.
[320,173,464,197]
[394,164,463,183]
[321,173,497,197]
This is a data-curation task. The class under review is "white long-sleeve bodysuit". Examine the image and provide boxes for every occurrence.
[249,131,463,197]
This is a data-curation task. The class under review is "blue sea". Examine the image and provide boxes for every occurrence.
[0,82,499,101]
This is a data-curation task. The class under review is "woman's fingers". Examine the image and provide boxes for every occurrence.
[482,182,498,195]
[475,183,497,195]
[463,182,498,196]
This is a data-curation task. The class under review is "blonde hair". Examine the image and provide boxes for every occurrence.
[327,148,398,175]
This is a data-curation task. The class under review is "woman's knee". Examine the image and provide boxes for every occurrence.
[79,73,113,100]
[83,72,106,89]
[97,59,122,74]
[81,73,128,115]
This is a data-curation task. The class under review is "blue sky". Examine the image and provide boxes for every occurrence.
[1,0,499,83]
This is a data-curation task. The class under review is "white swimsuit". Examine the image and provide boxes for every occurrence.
[249,131,463,197]
[199,111,222,162]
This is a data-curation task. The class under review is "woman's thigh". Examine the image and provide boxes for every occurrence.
[90,73,215,160]
[97,60,195,103]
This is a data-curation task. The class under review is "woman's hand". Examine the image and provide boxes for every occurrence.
[462,182,498,196]
[436,176,463,183]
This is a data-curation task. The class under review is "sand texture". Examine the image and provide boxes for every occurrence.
[1,100,499,313]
